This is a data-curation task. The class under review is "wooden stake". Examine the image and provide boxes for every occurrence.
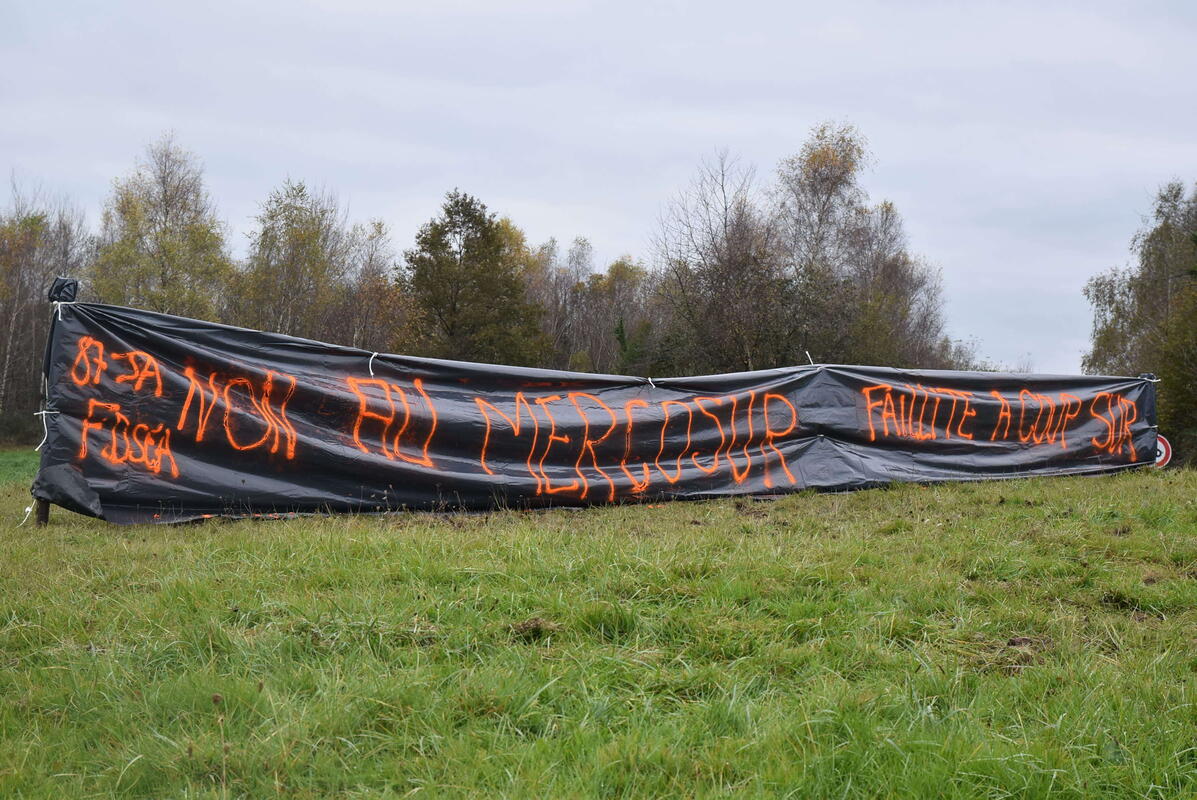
[34,499,49,526]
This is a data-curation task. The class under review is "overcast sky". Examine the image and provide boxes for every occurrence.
[3,0,1194,373]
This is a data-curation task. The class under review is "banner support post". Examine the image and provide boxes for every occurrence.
[34,499,50,526]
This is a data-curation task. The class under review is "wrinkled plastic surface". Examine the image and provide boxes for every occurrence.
[32,303,1157,524]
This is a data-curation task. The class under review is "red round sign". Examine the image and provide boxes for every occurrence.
[1155,434,1173,468]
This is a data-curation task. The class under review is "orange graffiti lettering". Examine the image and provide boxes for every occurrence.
[260,371,298,459]
[1055,393,1082,449]
[862,384,892,442]
[620,398,652,493]
[222,377,273,451]
[534,395,580,494]
[346,376,436,468]
[759,393,798,488]
[474,392,543,493]
[989,390,1012,441]
[396,379,438,468]
[569,392,619,501]
[111,350,163,396]
[79,399,119,460]
[179,367,298,458]
[1089,392,1138,461]
[655,399,693,484]
[70,336,107,386]
[78,398,178,478]
[347,377,396,456]
[177,367,220,442]
[727,391,756,484]
[690,396,726,474]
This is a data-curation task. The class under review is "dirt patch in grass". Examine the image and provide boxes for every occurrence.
[510,617,562,642]
[968,636,1055,675]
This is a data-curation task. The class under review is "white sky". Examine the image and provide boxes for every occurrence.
[3,0,1195,373]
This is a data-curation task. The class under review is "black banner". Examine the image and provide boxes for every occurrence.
[32,303,1157,524]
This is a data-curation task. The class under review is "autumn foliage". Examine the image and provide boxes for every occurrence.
[3,125,986,441]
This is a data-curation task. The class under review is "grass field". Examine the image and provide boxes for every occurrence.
[2,450,1197,798]
[0,448,37,487]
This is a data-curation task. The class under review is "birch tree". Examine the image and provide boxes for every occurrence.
[89,134,233,319]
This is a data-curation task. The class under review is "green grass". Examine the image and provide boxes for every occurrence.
[0,447,37,486]
[3,452,1197,798]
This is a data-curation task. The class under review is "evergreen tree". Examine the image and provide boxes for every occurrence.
[404,191,545,365]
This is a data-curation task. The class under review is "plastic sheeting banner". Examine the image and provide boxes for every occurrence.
[32,303,1157,524]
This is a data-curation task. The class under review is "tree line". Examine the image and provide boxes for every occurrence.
[1,124,976,441]
[1084,181,1197,463]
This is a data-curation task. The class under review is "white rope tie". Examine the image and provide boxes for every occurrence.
[646,376,656,389]
[53,301,76,321]
[805,351,815,365]
[18,505,32,527]
[368,352,379,377]
[34,410,58,451]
